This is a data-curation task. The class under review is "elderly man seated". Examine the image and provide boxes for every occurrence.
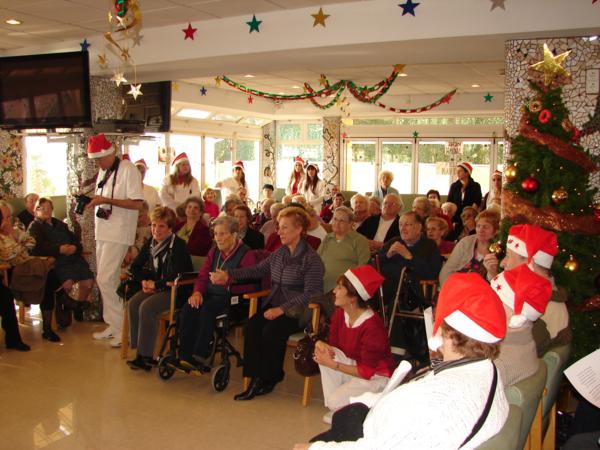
[378,211,443,362]
[350,194,370,230]
[357,193,402,254]
[316,206,370,318]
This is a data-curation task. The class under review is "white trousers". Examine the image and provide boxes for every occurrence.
[319,347,389,411]
[96,240,129,334]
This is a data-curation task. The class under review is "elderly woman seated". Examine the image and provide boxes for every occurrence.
[233,205,264,250]
[127,207,193,371]
[28,197,94,319]
[211,206,324,400]
[295,273,508,449]
[178,216,258,370]
[314,265,396,424]
[439,209,500,285]
[174,197,212,270]
[425,216,455,256]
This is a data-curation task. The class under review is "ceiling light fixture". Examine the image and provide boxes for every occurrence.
[291,85,300,89]
[399,72,408,77]
[176,108,211,119]
[244,74,255,78]
[471,84,480,88]
[5,19,22,25]
[589,36,598,41]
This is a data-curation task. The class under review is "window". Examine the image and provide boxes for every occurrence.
[497,141,506,171]
[277,123,301,140]
[417,141,451,195]
[25,136,67,196]
[275,122,323,190]
[205,137,233,190]
[236,139,260,202]
[126,134,166,190]
[382,141,412,194]
[170,134,202,187]
[345,140,376,194]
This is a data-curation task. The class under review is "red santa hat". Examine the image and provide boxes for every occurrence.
[506,224,558,269]
[134,159,148,169]
[122,153,131,161]
[344,265,385,301]
[305,162,319,172]
[87,134,114,159]
[492,170,502,177]
[457,161,473,176]
[491,263,552,328]
[171,152,189,173]
[232,161,245,172]
[294,156,305,165]
[429,273,506,351]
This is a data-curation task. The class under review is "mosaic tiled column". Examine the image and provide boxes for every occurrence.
[323,116,341,194]
[66,76,123,318]
[0,131,24,199]
[261,121,276,187]
[505,38,600,190]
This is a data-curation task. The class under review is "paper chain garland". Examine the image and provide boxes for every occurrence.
[219,67,456,114]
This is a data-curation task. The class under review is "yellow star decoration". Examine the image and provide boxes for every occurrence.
[111,71,127,87]
[394,64,406,74]
[319,74,328,86]
[108,11,113,23]
[128,83,143,100]
[530,43,571,87]
[311,7,330,27]
[215,76,221,87]
[172,82,179,92]
[121,47,131,62]
[97,53,108,69]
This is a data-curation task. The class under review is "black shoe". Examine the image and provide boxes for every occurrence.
[42,330,61,342]
[6,341,31,352]
[255,380,277,396]
[234,378,261,401]
[127,356,152,372]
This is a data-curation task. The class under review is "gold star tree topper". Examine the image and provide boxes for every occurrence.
[311,7,330,27]
[530,43,571,86]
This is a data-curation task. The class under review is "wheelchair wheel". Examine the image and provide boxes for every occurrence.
[211,364,230,392]
[157,356,176,381]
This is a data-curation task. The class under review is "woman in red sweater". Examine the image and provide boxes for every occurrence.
[314,265,396,423]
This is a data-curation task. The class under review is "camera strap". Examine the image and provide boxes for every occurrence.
[97,157,120,214]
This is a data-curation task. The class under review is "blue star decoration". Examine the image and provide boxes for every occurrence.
[484,93,494,102]
[398,0,420,16]
[246,14,262,33]
[80,39,90,51]
[200,86,207,96]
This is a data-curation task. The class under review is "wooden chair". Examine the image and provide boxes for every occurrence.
[242,289,321,406]
[388,267,438,333]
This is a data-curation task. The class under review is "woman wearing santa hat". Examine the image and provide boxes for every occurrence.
[286,156,306,195]
[295,273,508,450]
[216,161,248,200]
[482,170,503,211]
[314,265,396,424]
[447,161,483,223]
[301,162,326,210]
[134,159,161,210]
[159,152,201,211]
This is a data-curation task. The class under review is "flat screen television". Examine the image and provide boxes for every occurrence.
[0,51,92,130]
[121,81,171,132]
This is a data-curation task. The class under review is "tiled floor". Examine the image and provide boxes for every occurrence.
[0,312,329,450]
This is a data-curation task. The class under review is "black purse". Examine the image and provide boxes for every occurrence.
[293,321,329,377]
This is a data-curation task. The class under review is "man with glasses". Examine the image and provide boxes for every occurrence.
[357,193,402,254]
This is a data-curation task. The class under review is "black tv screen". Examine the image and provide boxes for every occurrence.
[0,51,91,129]
[121,81,171,132]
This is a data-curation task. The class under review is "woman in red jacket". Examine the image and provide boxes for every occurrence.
[173,197,211,269]
[314,265,396,423]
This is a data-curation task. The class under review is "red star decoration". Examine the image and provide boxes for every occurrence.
[514,243,520,248]
[183,23,197,40]
[247,95,253,104]
[495,284,502,291]
[508,239,513,244]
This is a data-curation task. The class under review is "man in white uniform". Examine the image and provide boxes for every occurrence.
[86,134,143,347]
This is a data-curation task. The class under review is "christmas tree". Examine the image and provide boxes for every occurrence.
[501,44,600,361]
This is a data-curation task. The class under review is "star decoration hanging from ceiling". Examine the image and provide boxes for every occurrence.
[530,43,571,86]
[80,39,91,51]
[200,86,207,96]
[128,84,143,100]
[111,71,127,87]
[490,0,506,10]
[247,95,254,104]
[183,23,198,40]
[97,53,108,69]
[132,34,143,46]
[215,76,222,86]
[484,93,494,102]
[311,7,330,27]
[246,14,262,33]
[398,0,420,16]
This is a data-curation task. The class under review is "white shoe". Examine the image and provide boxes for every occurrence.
[92,327,114,340]
[109,337,122,348]
[322,411,334,425]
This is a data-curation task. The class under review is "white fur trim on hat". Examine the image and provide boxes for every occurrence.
[507,235,528,258]
[428,332,444,352]
[344,269,370,301]
[532,250,554,269]
[444,310,502,344]
[491,274,516,311]
[88,147,114,159]
[508,314,528,329]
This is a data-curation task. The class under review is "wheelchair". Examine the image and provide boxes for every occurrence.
[155,272,247,392]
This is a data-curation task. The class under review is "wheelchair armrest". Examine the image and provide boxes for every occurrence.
[243,289,271,318]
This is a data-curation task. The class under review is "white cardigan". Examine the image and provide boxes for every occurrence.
[159,175,201,211]
[310,359,508,450]
[300,179,326,209]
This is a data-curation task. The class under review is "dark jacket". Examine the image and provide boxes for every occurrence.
[241,228,265,250]
[357,214,400,243]
[130,234,193,292]
[28,218,82,257]
[17,210,34,230]
[447,178,482,222]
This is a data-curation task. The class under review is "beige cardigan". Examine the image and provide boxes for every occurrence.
[439,234,479,285]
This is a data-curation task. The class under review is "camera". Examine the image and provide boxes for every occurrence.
[96,207,112,220]
[74,195,91,215]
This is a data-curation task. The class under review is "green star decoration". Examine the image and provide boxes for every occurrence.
[412,131,419,139]
[246,14,262,33]
[484,93,494,102]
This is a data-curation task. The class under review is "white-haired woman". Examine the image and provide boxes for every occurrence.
[371,170,399,200]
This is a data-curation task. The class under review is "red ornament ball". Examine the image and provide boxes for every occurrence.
[521,176,539,193]
[538,109,552,124]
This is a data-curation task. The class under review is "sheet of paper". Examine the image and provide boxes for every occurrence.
[564,348,600,408]
[423,306,434,341]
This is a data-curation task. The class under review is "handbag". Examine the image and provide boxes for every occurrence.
[293,320,329,377]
